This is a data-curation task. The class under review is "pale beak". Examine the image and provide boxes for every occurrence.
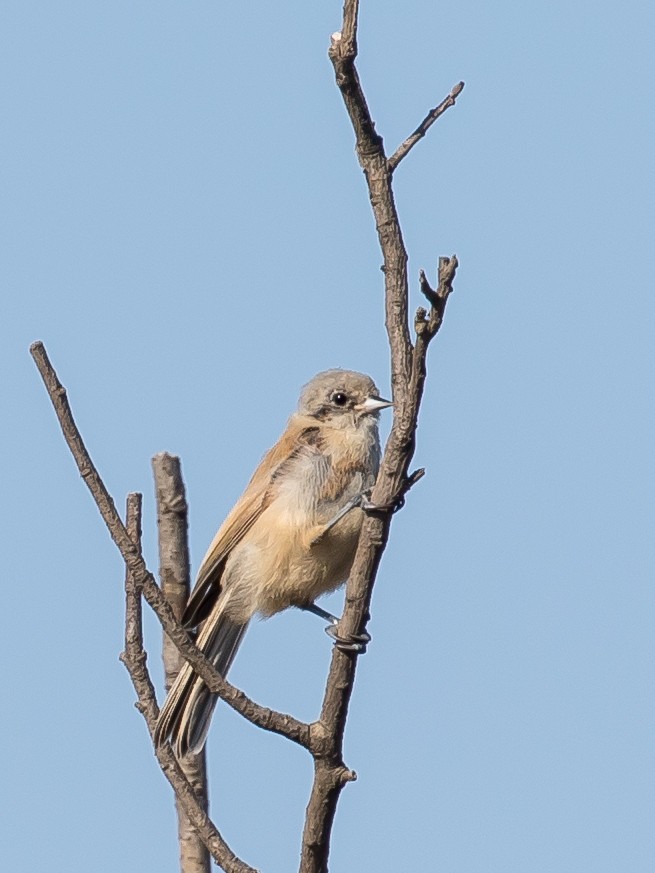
[358,394,393,414]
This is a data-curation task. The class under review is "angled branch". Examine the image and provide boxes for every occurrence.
[388,81,465,172]
[154,745,257,873]
[29,341,311,751]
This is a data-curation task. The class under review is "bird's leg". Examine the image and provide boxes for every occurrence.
[299,602,371,653]
[309,489,405,547]
[309,494,364,545]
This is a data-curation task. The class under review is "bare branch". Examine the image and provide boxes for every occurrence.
[121,492,159,727]
[29,341,311,749]
[418,254,459,336]
[154,746,258,873]
[153,454,210,873]
[410,255,460,430]
[297,7,462,870]
[388,81,465,172]
[329,17,412,393]
[120,495,255,873]
[332,0,358,51]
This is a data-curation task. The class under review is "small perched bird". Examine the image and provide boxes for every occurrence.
[154,369,392,757]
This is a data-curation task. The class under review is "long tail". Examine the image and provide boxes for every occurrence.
[154,597,249,757]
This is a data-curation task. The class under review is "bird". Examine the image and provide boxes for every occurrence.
[154,369,392,757]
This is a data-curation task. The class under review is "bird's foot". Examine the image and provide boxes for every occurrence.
[300,602,370,653]
[359,488,406,515]
[325,622,371,653]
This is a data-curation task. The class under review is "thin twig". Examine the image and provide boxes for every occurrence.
[388,81,465,171]
[29,341,311,750]
[120,495,254,873]
[122,492,159,727]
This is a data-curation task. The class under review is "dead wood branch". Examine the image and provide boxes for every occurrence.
[153,454,211,873]
[119,493,254,872]
[388,81,465,171]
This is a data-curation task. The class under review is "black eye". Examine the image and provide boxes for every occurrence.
[331,391,348,407]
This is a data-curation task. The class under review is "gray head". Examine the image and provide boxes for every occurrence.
[298,369,392,421]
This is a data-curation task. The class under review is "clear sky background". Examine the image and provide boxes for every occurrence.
[2,2,654,871]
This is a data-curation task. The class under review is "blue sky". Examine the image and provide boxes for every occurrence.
[2,2,654,871]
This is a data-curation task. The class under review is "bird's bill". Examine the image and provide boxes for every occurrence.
[357,395,393,413]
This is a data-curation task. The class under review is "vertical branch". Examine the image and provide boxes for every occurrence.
[123,492,159,726]
[329,29,412,398]
[153,453,211,873]
[297,4,462,871]
[119,489,256,873]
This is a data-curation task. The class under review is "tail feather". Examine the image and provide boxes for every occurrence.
[154,603,248,757]
[178,619,248,755]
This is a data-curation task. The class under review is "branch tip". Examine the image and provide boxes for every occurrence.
[339,767,357,785]
[419,255,458,313]
[419,270,436,302]
[407,468,426,486]
[414,306,428,333]
[388,80,465,171]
